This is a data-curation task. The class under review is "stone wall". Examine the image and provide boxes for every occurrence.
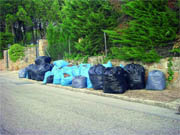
[88,56,180,89]
[0,39,48,71]
[39,39,48,56]
[7,47,37,71]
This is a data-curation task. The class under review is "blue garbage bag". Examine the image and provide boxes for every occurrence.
[51,66,59,74]
[72,76,87,88]
[53,60,69,68]
[146,70,166,90]
[19,68,27,78]
[53,69,62,84]
[60,73,73,86]
[61,66,73,76]
[79,64,92,88]
[103,61,112,68]
[43,71,54,84]
[72,66,80,77]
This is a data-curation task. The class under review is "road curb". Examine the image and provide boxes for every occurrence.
[22,78,179,111]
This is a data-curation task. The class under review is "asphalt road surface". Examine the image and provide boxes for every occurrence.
[0,72,180,135]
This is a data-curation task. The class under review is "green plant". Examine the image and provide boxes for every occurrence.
[167,57,174,84]
[170,48,180,53]
[9,44,25,62]
[61,0,121,56]
[46,23,69,60]
[64,52,89,63]
[105,0,179,63]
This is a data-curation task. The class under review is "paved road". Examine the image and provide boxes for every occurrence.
[0,72,180,135]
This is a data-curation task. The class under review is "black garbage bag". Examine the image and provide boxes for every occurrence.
[35,56,51,65]
[88,64,105,90]
[36,64,53,81]
[72,76,87,88]
[103,67,128,94]
[46,75,54,83]
[26,64,39,80]
[146,70,166,90]
[124,64,145,90]
[18,68,27,78]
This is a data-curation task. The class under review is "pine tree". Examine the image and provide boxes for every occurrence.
[106,0,179,63]
[60,0,121,56]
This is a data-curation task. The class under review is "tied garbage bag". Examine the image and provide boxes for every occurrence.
[146,70,166,90]
[103,67,128,94]
[103,61,112,68]
[124,64,145,90]
[53,60,69,68]
[36,64,53,81]
[89,64,105,90]
[80,64,92,88]
[26,64,38,80]
[18,68,27,78]
[35,56,51,65]
[72,76,87,88]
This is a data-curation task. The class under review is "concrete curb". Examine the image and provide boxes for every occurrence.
[23,78,179,111]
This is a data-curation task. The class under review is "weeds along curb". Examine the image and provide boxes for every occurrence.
[20,78,179,111]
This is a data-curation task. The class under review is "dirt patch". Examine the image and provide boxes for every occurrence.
[123,89,180,102]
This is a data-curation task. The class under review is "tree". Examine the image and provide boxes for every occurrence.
[106,0,179,63]
[60,0,121,56]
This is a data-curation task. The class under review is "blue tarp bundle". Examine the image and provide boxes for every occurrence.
[146,70,166,90]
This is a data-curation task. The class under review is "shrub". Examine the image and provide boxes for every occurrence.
[9,44,25,62]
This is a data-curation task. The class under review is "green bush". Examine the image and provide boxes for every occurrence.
[9,44,25,62]
[106,0,179,63]
[0,32,14,59]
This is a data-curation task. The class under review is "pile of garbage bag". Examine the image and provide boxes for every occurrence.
[21,56,53,81]
[19,58,167,93]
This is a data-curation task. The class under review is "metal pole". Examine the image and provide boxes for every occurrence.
[104,32,107,57]
[68,39,71,55]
